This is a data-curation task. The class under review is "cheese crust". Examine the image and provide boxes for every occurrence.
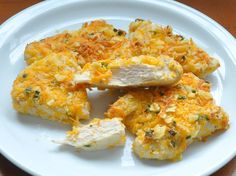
[25,19,220,78]
[106,73,229,160]
[129,19,220,77]
[11,52,90,125]
[25,20,132,66]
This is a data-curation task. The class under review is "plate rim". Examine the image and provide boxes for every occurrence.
[0,0,235,175]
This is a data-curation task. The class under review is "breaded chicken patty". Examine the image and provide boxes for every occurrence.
[25,20,132,66]
[129,19,220,77]
[11,52,90,125]
[106,73,229,160]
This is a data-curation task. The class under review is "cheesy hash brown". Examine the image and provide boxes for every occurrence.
[11,52,90,125]
[129,19,220,77]
[25,20,132,66]
[106,73,229,160]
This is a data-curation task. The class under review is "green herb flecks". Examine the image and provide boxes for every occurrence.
[84,144,91,147]
[151,31,157,35]
[145,104,160,114]
[101,62,108,68]
[63,39,69,43]
[24,87,32,94]
[117,30,125,36]
[66,109,72,117]
[33,90,40,100]
[145,129,154,138]
[168,130,177,136]
[135,18,144,22]
[145,104,151,113]
[22,74,28,78]
[159,90,165,96]
[186,135,191,140]
[178,35,184,41]
[172,120,177,126]
[170,140,176,148]
[197,114,209,121]
[181,56,186,61]
[177,95,186,100]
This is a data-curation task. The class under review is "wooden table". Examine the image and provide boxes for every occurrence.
[0,0,235,176]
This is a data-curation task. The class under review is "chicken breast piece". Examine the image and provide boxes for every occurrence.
[25,20,132,66]
[73,55,183,88]
[106,73,229,160]
[11,52,90,125]
[129,19,220,77]
[57,118,126,151]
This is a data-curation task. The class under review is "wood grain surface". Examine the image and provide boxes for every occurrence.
[0,0,235,176]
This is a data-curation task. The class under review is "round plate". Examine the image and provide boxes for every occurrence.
[0,0,236,176]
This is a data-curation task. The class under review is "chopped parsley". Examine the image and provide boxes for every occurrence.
[63,38,69,43]
[135,18,144,22]
[145,104,160,114]
[66,110,72,117]
[192,89,196,93]
[145,129,154,138]
[170,140,176,148]
[172,120,177,126]
[178,35,184,41]
[159,90,165,96]
[168,130,177,136]
[51,79,59,86]
[117,30,125,36]
[84,144,91,147]
[197,114,209,121]
[186,135,191,140]
[33,90,40,100]
[113,28,125,36]
[145,104,151,113]
[166,26,172,36]
[101,62,108,68]
[22,74,28,78]
[151,31,157,35]
[177,95,186,100]
[181,56,186,61]
[24,87,32,94]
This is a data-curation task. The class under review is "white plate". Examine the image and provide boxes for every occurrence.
[0,0,236,176]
